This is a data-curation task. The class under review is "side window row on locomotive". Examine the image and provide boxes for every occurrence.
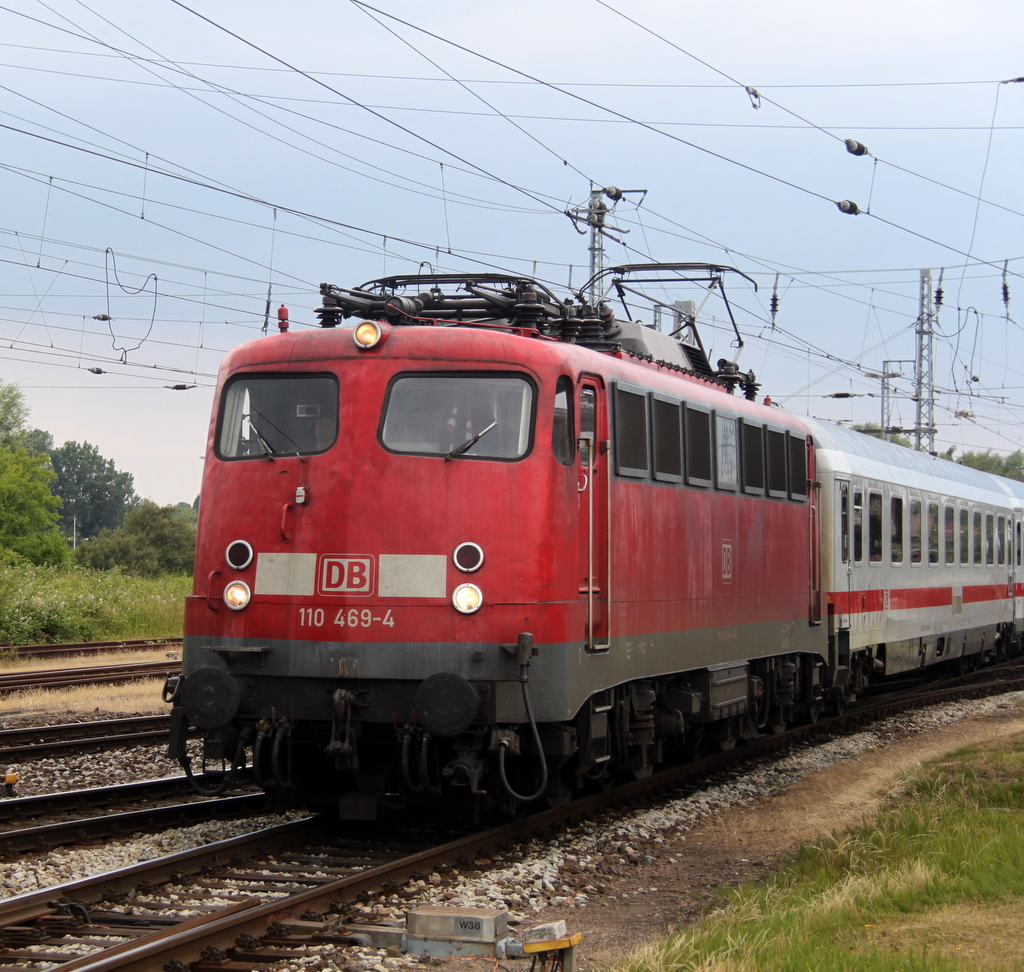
[611,381,807,501]
[839,482,1021,568]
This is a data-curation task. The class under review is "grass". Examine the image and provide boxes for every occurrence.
[0,564,189,646]
[0,648,177,672]
[611,733,1024,972]
[0,678,170,717]
[0,648,178,716]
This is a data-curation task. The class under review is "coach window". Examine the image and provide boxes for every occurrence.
[890,496,904,563]
[741,421,765,494]
[766,428,788,497]
[716,414,739,490]
[998,515,1006,565]
[381,374,534,459]
[928,503,939,565]
[684,405,713,488]
[960,509,969,565]
[651,395,683,483]
[840,483,850,564]
[973,511,982,564]
[986,514,995,565]
[552,378,574,464]
[869,491,883,562]
[853,490,864,563]
[909,500,922,564]
[945,507,955,565]
[1017,521,1022,567]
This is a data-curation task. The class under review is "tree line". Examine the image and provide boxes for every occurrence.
[0,381,196,575]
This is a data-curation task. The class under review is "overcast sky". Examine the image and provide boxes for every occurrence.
[1,0,1022,504]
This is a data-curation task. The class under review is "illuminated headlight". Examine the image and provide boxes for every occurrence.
[353,321,383,349]
[223,580,251,611]
[452,583,483,614]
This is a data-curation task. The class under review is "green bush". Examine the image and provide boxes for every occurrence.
[73,500,195,576]
[0,563,189,644]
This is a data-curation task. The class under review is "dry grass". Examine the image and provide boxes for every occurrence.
[0,677,170,718]
[0,648,178,672]
[854,901,1024,971]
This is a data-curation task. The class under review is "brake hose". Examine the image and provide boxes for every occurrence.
[497,644,548,802]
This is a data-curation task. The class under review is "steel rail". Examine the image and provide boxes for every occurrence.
[0,792,270,855]
[0,660,181,694]
[6,640,182,659]
[0,776,195,822]
[0,715,177,760]
[0,819,315,926]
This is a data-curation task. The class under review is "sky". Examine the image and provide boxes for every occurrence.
[0,0,1022,504]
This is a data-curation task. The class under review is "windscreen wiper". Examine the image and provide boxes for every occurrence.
[445,420,497,461]
[247,420,275,460]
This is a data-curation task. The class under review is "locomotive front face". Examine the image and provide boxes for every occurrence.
[178,324,588,813]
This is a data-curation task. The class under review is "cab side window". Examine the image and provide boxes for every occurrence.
[552,377,574,465]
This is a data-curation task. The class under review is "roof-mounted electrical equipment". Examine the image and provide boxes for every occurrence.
[315,264,759,394]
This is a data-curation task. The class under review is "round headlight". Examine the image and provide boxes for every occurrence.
[223,580,251,611]
[225,540,253,570]
[353,320,383,349]
[453,541,484,573]
[452,583,483,614]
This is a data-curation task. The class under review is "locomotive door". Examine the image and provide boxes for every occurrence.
[578,380,610,652]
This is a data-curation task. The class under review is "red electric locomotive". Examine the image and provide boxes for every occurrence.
[167,264,1006,818]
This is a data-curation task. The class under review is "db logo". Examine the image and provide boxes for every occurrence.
[721,541,733,583]
[319,555,374,595]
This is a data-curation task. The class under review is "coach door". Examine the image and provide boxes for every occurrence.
[808,436,822,625]
[835,478,853,630]
[578,380,610,652]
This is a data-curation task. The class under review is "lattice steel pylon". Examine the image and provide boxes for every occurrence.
[915,269,936,453]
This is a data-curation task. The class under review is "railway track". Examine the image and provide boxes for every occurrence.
[0,788,270,855]
[0,715,178,760]
[0,667,1021,972]
[0,777,215,824]
[4,640,182,660]
[0,816,491,972]
[0,660,181,695]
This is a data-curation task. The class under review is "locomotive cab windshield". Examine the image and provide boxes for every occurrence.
[380,373,534,460]
[217,373,338,458]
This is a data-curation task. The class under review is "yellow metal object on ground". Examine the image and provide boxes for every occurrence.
[522,932,583,954]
